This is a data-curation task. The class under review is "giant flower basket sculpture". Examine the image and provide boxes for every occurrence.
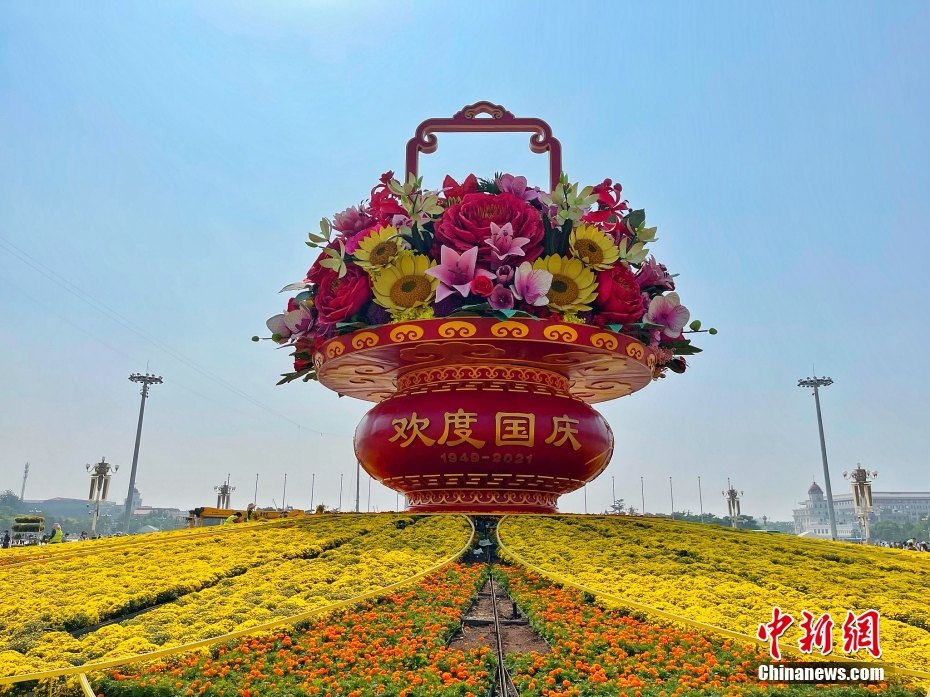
[264,102,711,513]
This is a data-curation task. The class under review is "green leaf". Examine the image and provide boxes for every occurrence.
[457,303,493,313]
[559,220,573,255]
[626,209,646,230]
[493,309,536,320]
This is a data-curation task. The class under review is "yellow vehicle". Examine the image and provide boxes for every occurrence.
[186,506,304,528]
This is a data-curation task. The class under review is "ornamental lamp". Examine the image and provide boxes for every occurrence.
[844,464,877,543]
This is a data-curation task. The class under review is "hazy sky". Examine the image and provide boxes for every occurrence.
[1,1,928,521]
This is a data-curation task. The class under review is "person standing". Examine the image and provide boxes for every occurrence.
[2,530,10,549]
[48,524,64,544]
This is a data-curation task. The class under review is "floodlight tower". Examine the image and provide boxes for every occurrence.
[844,464,878,543]
[798,375,838,540]
[87,457,118,533]
[723,479,743,528]
[123,372,163,532]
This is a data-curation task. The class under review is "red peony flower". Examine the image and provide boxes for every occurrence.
[470,275,494,297]
[313,264,371,327]
[593,263,645,326]
[434,192,544,265]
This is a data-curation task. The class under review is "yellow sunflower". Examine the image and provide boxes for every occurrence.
[372,252,438,317]
[354,226,407,270]
[533,254,598,313]
[568,224,620,270]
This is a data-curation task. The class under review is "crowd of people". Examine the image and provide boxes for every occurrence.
[1,523,105,547]
[877,539,930,551]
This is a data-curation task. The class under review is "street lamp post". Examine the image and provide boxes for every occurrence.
[640,476,645,515]
[798,375,838,541]
[844,464,877,544]
[87,457,118,534]
[669,476,674,519]
[124,372,162,532]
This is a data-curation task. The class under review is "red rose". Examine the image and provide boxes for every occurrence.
[314,265,371,327]
[434,192,544,265]
[593,264,645,326]
[470,275,494,297]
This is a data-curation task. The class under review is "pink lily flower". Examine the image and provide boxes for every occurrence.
[512,261,552,306]
[645,292,691,337]
[426,245,494,301]
[484,222,531,262]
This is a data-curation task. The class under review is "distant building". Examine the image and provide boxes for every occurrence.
[793,481,930,540]
[133,506,187,520]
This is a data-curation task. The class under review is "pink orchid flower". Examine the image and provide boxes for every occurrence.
[645,292,690,337]
[512,261,552,306]
[484,222,531,262]
[497,173,540,202]
[425,245,494,301]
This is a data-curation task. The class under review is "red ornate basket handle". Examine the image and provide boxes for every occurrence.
[405,101,563,192]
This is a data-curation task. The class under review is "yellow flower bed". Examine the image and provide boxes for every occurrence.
[499,515,930,676]
[0,518,352,646]
[0,513,470,680]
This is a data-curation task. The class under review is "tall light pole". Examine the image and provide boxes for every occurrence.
[253,473,259,508]
[698,475,704,523]
[310,473,315,511]
[844,464,877,544]
[612,476,616,506]
[124,372,162,532]
[640,476,645,515]
[20,463,29,506]
[281,473,288,513]
[669,476,674,519]
[355,461,361,513]
[798,375,838,540]
[338,473,344,511]
[87,457,118,534]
